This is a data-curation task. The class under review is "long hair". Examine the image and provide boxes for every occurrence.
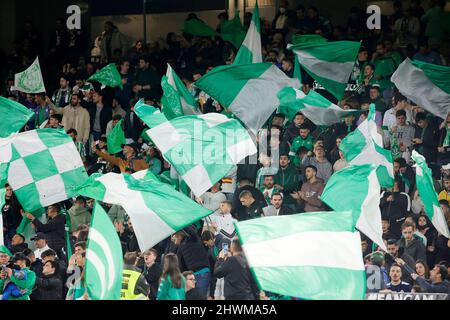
[161,253,183,289]
[415,259,430,279]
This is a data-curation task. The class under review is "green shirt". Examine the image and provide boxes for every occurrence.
[0,268,36,300]
[156,275,186,300]
[289,135,314,161]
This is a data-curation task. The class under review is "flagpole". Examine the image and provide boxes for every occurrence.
[143,0,147,46]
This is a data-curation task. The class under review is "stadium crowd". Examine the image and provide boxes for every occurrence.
[0,0,450,300]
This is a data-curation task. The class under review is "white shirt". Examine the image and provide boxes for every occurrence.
[382,107,413,131]
[34,245,51,260]
[209,213,237,240]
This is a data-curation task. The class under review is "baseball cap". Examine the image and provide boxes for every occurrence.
[31,232,47,241]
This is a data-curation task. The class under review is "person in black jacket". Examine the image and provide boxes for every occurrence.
[380,178,411,239]
[201,231,229,299]
[41,249,67,286]
[214,238,259,300]
[232,178,267,219]
[27,204,66,256]
[413,112,439,164]
[172,225,210,297]
[123,101,145,142]
[142,249,162,300]
[23,248,43,278]
[183,271,206,300]
[32,260,63,300]
[10,234,28,254]
[2,184,23,248]
[87,91,112,139]
[238,191,264,221]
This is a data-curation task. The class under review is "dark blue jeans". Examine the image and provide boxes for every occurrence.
[194,269,211,297]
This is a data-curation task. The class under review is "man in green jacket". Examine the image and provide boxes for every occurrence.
[0,253,36,300]
[274,154,302,208]
[289,124,313,162]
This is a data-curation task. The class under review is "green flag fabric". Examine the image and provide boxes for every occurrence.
[277,87,359,125]
[134,99,166,128]
[88,63,123,89]
[0,129,88,212]
[137,110,257,197]
[288,40,360,100]
[0,97,34,138]
[321,164,387,251]
[161,64,200,119]
[107,119,126,154]
[182,19,219,37]
[13,56,46,93]
[0,188,5,246]
[391,58,450,120]
[76,170,212,251]
[339,104,394,188]
[85,202,123,300]
[412,150,450,238]
[195,63,300,134]
[235,211,366,300]
[220,11,246,49]
[234,2,262,64]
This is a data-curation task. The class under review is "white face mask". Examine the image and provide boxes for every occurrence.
[279,7,286,14]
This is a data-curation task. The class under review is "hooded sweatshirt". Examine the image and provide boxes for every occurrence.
[68,205,91,232]
[300,179,325,212]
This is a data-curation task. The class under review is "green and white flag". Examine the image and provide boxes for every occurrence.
[0,136,12,186]
[162,64,200,119]
[195,63,300,134]
[339,104,394,188]
[88,63,123,89]
[85,202,123,300]
[412,150,450,238]
[277,87,359,126]
[77,170,212,251]
[391,58,450,120]
[0,188,5,246]
[0,97,34,138]
[107,119,126,154]
[133,99,166,128]
[321,164,387,251]
[13,56,46,93]
[234,1,262,64]
[140,112,257,197]
[288,40,360,100]
[235,211,366,300]
[0,129,88,212]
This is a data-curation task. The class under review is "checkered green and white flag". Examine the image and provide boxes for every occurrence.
[136,109,257,197]
[0,129,88,212]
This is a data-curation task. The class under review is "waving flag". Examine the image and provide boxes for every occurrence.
[277,87,359,125]
[288,40,360,100]
[13,56,46,93]
[77,170,212,251]
[1,129,88,212]
[88,63,123,89]
[412,150,450,238]
[85,202,123,300]
[0,97,34,138]
[138,111,257,197]
[391,58,450,120]
[339,104,394,188]
[234,1,262,64]
[195,63,300,134]
[321,164,387,251]
[236,211,366,300]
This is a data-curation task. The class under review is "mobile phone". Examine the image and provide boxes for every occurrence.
[222,243,229,255]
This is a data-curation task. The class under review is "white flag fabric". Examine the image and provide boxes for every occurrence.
[13,56,46,93]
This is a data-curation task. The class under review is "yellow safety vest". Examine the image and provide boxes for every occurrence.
[121,269,147,300]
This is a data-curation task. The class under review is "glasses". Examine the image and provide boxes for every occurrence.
[187,278,196,282]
